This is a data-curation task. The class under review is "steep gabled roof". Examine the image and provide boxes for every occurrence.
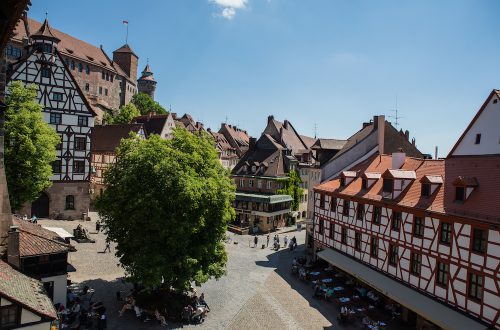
[12,18,121,75]
[133,114,170,136]
[12,218,71,257]
[91,124,144,152]
[312,138,347,151]
[448,89,500,157]
[113,43,138,57]
[30,18,60,42]
[0,261,57,320]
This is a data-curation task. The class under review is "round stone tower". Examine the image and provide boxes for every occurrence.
[137,62,157,99]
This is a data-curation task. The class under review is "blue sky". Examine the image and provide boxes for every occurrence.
[28,0,500,156]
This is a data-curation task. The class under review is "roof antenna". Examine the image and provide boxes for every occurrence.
[225,115,228,124]
[388,94,404,129]
[45,11,48,20]
[313,123,318,139]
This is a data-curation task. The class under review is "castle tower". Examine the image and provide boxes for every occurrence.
[137,62,157,99]
[112,44,138,81]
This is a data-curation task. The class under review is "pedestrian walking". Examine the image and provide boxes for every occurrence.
[266,234,270,247]
[96,220,101,232]
[284,235,288,247]
[254,235,258,248]
[31,214,38,224]
[104,241,111,253]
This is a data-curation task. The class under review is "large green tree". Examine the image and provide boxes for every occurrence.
[104,103,141,124]
[96,129,234,291]
[277,170,303,211]
[4,81,60,211]
[131,92,168,115]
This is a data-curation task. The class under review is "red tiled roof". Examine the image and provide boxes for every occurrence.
[0,261,57,319]
[384,169,417,180]
[444,156,500,222]
[12,18,121,75]
[13,218,71,257]
[316,154,445,212]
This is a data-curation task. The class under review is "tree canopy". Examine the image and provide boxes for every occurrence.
[96,129,235,291]
[104,103,140,124]
[131,93,168,115]
[4,81,60,211]
[277,170,303,211]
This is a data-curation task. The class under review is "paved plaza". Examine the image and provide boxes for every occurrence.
[39,216,345,329]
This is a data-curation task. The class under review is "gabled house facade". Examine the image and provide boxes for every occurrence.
[0,260,57,329]
[7,218,71,307]
[312,91,500,328]
[7,19,95,220]
[90,123,145,201]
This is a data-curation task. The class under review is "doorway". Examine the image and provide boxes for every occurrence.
[31,192,49,218]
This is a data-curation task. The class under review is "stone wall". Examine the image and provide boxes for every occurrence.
[20,182,91,220]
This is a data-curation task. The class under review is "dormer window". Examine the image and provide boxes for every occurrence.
[362,172,381,190]
[383,179,393,193]
[382,169,416,199]
[455,186,465,202]
[421,183,430,197]
[452,176,478,203]
[340,171,357,187]
[420,175,443,197]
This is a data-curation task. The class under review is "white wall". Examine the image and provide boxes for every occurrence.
[41,274,67,307]
[21,308,42,324]
[452,95,500,156]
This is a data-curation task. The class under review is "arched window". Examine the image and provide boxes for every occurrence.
[85,65,90,74]
[65,195,75,210]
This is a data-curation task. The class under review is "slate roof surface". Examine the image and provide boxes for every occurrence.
[219,124,250,148]
[0,261,57,319]
[312,138,347,150]
[91,124,144,152]
[316,154,445,212]
[13,218,71,257]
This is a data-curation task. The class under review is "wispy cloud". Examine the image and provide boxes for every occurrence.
[211,0,248,20]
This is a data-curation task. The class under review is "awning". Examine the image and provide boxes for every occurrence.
[235,192,292,204]
[42,226,74,239]
[317,249,485,330]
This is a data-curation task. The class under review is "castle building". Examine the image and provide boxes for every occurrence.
[137,63,157,99]
[312,91,500,328]
[7,16,141,124]
[7,18,95,220]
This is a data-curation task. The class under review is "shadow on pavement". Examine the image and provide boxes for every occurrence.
[254,243,358,330]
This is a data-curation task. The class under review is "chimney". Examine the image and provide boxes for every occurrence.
[284,120,289,129]
[435,146,438,160]
[392,149,406,169]
[267,115,274,124]
[7,226,20,268]
[249,137,257,150]
[412,138,416,146]
[404,130,410,141]
[362,122,371,129]
[375,115,385,155]
[280,127,285,144]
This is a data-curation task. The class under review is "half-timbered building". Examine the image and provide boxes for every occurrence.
[312,90,500,329]
[7,18,95,219]
[90,123,145,202]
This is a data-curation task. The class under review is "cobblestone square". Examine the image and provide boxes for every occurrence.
[39,216,342,329]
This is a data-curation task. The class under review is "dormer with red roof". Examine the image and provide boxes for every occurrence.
[340,171,357,187]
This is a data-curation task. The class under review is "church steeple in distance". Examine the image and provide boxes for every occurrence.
[137,59,157,99]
